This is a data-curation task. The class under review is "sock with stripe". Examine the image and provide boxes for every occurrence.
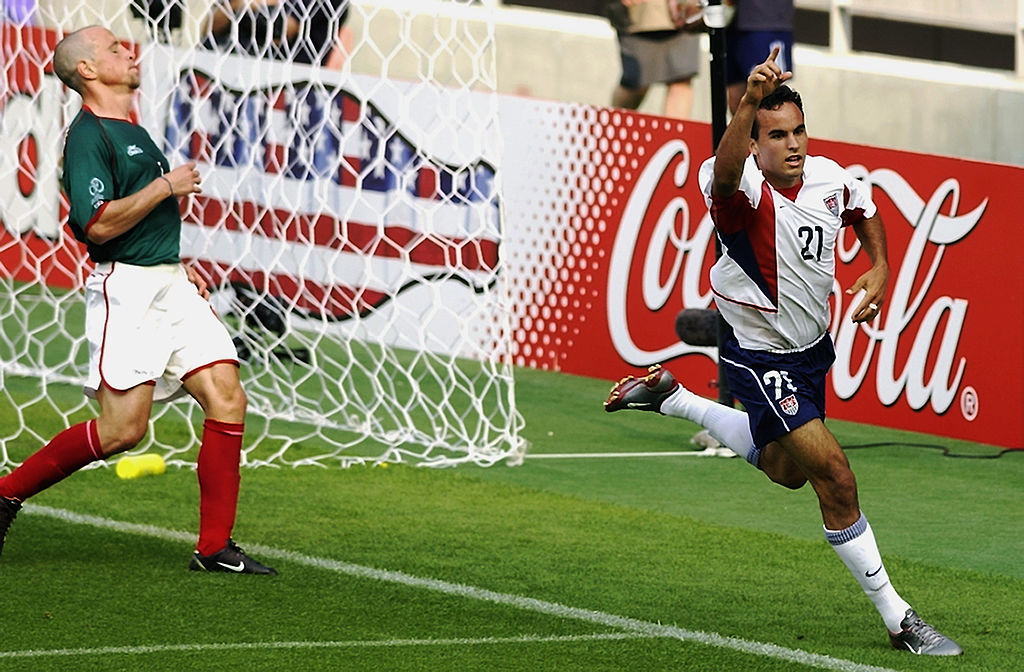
[196,418,244,556]
[826,511,911,632]
[0,420,103,501]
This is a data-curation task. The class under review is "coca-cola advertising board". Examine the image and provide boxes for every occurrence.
[502,102,1024,449]
[4,22,1023,448]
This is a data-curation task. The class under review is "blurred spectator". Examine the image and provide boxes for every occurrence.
[724,0,794,114]
[202,0,349,66]
[607,0,703,120]
[130,0,182,42]
[4,0,38,25]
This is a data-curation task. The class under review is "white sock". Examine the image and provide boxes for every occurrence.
[825,512,911,632]
[659,387,759,464]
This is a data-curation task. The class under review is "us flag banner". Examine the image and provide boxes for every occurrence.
[154,52,501,322]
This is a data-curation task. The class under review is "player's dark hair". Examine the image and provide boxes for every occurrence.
[750,86,804,140]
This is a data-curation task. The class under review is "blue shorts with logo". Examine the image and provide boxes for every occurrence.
[724,28,794,85]
[720,334,835,448]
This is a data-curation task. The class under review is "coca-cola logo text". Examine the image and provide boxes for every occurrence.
[607,144,984,418]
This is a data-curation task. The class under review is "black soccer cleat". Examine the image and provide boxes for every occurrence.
[888,609,963,656]
[189,539,278,575]
[604,364,680,414]
[0,495,22,558]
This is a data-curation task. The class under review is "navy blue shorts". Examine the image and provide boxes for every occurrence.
[724,29,794,85]
[720,334,834,448]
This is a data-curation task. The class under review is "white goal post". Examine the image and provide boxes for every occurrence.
[0,0,525,469]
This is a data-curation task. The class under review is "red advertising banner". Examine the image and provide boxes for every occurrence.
[504,104,1024,448]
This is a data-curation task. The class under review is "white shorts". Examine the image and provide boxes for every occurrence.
[84,262,238,402]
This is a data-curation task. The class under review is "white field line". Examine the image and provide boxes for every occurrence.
[0,633,659,660]
[13,505,900,672]
[525,450,731,459]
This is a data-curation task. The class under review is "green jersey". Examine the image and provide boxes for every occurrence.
[61,107,181,265]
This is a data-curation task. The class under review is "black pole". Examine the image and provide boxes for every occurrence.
[707,0,728,149]
[705,0,734,407]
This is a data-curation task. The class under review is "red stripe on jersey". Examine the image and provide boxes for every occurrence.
[83,201,110,237]
[840,185,866,227]
[751,181,779,306]
[709,183,780,307]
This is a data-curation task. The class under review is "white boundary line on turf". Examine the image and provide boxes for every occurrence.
[526,450,734,459]
[0,633,660,660]
[18,505,899,672]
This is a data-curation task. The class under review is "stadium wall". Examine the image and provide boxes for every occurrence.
[24,0,1024,165]
[347,0,1024,167]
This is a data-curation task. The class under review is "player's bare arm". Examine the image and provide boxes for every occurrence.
[712,46,792,199]
[86,162,201,245]
[847,213,890,323]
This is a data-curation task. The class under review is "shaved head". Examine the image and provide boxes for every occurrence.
[53,26,104,93]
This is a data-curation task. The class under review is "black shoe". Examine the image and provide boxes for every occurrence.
[189,539,278,575]
[889,609,963,656]
[0,496,22,558]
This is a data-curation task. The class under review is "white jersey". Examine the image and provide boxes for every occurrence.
[698,154,876,352]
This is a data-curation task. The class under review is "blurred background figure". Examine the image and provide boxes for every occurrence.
[4,0,38,25]
[723,0,794,114]
[607,0,703,120]
[201,0,350,67]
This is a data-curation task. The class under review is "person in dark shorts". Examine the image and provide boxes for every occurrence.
[724,0,794,113]
[608,0,703,119]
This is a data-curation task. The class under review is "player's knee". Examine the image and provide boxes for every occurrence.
[760,444,808,490]
[770,471,808,490]
[100,420,149,455]
[818,463,858,507]
[209,383,246,420]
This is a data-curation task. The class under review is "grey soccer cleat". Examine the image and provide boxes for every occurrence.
[0,495,21,558]
[604,364,680,414]
[889,609,963,656]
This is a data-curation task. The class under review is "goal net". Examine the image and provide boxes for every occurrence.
[0,0,525,469]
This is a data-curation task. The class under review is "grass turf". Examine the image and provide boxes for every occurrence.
[1,366,1022,671]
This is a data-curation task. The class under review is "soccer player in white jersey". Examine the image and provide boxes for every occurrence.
[605,47,962,655]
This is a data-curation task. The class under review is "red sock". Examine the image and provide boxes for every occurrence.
[0,420,103,501]
[196,418,243,556]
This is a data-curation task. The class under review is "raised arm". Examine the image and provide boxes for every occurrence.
[712,46,791,198]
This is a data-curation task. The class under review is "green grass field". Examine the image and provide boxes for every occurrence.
[2,366,1022,671]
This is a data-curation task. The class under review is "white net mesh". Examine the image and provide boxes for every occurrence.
[1,0,525,469]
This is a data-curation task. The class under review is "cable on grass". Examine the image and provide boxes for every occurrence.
[841,442,1020,460]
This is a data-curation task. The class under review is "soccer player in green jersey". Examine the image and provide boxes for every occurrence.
[0,25,276,575]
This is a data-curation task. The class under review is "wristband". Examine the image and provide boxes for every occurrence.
[160,175,174,196]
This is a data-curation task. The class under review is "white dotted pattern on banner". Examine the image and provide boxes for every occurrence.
[503,104,684,370]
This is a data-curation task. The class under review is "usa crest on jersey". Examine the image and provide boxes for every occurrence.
[823,192,841,217]
[780,394,800,416]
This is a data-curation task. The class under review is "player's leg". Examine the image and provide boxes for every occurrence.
[776,419,961,653]
[774,419,858,528]
[182,363,275,574]
[0,383,153,557]
[0,383,152,502]
[605,365,761,464]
